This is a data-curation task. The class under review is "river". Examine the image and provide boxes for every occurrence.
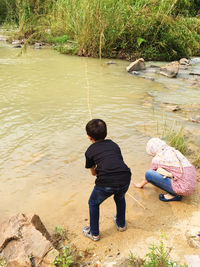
[0,40,200,246]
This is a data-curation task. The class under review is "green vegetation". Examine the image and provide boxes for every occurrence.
[162,125,188,155]
[53,246,74,267]
[53,226,67,240]
[51,226,83,267]
[129,235,187,267]
[0,256,6,267]
[0,0,200,60]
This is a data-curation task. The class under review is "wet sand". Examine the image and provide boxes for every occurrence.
[56,168,200,265]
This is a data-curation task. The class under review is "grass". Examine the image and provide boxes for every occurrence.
[156,120,188,155]
[1,0,200,60]
[129,234,188,267]
[162,126,188,155]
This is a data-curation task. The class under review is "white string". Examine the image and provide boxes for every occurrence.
[127,192,146,210]
[85,59,92,120]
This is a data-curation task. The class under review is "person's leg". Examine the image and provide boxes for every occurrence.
[88,186,113,236]
[145,170,176,196]
[113,184,129,228]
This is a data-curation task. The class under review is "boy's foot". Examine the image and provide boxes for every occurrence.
[159,193,182,202]
[113,215,126,232]
[82,226,100,241]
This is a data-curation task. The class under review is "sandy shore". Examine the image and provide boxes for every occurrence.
[62,169,200,266]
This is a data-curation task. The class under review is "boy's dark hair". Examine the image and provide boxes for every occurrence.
[86,119,107,141]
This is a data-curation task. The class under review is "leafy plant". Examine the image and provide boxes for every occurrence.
[129,234,188,267]
[137,37,147,48]
[53,246,73,267]
[52,244,83,267]
[48,35,69,44]
[144,239,170,266]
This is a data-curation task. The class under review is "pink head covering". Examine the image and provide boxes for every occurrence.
[146,137,191,168]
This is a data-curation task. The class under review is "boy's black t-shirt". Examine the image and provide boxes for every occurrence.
[85,139,131,187]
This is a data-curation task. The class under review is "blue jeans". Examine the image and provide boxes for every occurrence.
[145,170,177,196]
[88,184,129,236]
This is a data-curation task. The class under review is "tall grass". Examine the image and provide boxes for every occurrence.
[160,122,188,155]
[1,0,200,60]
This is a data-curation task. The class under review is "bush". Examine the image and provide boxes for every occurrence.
[2,0,200,60]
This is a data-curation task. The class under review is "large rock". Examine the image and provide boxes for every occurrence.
[0,35,8,41]
[0,214,58,267]
[179,58,190,65]
[126,58,146,72]
[159,61,179,78]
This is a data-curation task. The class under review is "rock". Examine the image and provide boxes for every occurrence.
[0,213,58,267]
[13,45,22,49]
[190,58,200,64]
[190,116,200,124]
[126,58,146,72]
[12,40,24,48]
[2,240,31,267]
[189,72,200,76]
[34,43,41,49]
[141,76,155,81]
[160,103,181,112]
[12,40,21,45]
[107,61,116,65]
[0,35,7,41]
[131,71,140,75]
[149,64,160,68]
[179,64,189,70]
[0,213,27,251]
[179,58,190,65]
[185,228,200,248]
[159,61,179,78]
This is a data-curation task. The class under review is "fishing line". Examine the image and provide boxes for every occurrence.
[127,192,146,210]
[85,58,92,120]
[84,58,146,210]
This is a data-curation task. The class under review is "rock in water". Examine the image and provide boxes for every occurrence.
[126,58,146,72]
[179,58,190,65]
[160,61,179,78]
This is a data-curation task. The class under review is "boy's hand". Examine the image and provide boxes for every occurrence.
[90,166,96,176]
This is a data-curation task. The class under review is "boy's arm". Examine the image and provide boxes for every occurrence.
[90,166,96,176]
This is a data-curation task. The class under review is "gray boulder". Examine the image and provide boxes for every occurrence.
[126,58,146,72]
[160,61,179,78]
[179,58,190,65]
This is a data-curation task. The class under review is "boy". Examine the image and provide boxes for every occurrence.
[83,119,131,241]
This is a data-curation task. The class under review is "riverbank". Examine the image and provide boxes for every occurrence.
[0,0,200,61]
